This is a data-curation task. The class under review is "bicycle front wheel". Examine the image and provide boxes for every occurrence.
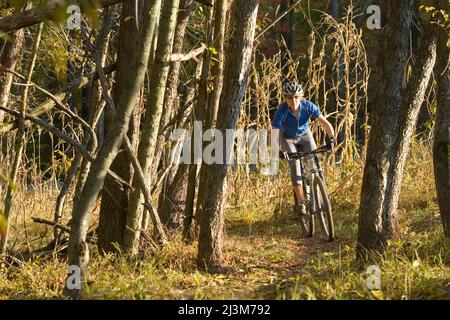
[296,186,314,237]
[312,174,335,242]
[299,206,314,238]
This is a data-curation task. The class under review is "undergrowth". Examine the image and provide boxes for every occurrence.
[0,143,449,300]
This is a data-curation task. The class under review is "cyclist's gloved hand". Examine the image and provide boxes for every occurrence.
[326,136,336,152]
[279,151,289,160]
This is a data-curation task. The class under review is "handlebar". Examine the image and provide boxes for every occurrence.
[279,145,331,160]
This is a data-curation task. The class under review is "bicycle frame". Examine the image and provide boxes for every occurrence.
[283,145,335,240]
[284,145,330,214]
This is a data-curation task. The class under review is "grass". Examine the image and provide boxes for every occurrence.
[0,143,449,299]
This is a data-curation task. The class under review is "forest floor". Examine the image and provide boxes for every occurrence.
[1,143,449,299]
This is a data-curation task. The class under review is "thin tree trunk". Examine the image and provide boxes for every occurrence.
[55,6,115,242]
[139,16,159,232]
[148,0,162,68]
[96,2,143,253]
[1,22,42,254]
[181,61,203,242]
[97,96,142,253]
[384,29,437,234]
[0,19,26,203]
[64,0,156,299]
[123,0,181,255]
[182,3,215,241]
[158,163,190,229]
[206,0,226,128]
[196,0,259,270]
[433,1,450,237]
[0,10,27,124]
[151,0,196,185]
[158,69,200,230]
[356,0,414,258]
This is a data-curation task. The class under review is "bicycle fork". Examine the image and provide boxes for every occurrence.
[307,175,319,216]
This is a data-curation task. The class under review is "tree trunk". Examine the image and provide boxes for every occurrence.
[279,0,293,52]
[359,0,389,130]
[97,96,142,253]
[357,0,414,257]
[196,0,258,270]
[433,1,450,237]
[182,3,215,241]
[0,22,25,202]
[0,15,26,124]
[55,5,116,242]
[206,0,227,128]
[383,28,437,234]
[158,163,190,229]
[151,0,196,182]
[123,0,181,255]
[330,0,339,20]
[64,0,156,299]
[158,44,200,231]
[158,0,225,229]
[179,61,203,242]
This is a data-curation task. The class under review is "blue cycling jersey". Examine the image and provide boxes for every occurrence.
[271,99,322,138]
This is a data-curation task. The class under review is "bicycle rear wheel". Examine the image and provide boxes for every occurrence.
[312,175,335,242]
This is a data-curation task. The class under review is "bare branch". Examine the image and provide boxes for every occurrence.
[171,43,207,62]
[31,217,71,233]
[0,0,126,33]
[0,62,117,133]
[0,105,132,190]
[2,67,98,151]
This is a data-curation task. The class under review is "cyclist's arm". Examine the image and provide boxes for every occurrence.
[317,115,335,139]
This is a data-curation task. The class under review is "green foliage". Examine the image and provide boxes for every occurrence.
[0,7,13,41]
[11,0,28,11]
[0,212,7,237]
[0,31,12,42]
[9,0,100,28]
[41,32,68,82]
[419,3,450,30]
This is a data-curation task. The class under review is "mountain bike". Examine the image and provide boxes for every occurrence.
[281,145,335,242]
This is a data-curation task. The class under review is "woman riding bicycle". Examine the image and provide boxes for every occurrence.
[272,81,336,215]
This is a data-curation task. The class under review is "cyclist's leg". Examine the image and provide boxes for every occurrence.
[295,131,317,207]
[280,134,305,205]
[297,130,317,152]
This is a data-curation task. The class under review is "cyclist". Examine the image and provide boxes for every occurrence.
[272,81,336,215]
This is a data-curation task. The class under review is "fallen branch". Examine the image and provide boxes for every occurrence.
[31,217,71,233]
[0,254,25,268]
